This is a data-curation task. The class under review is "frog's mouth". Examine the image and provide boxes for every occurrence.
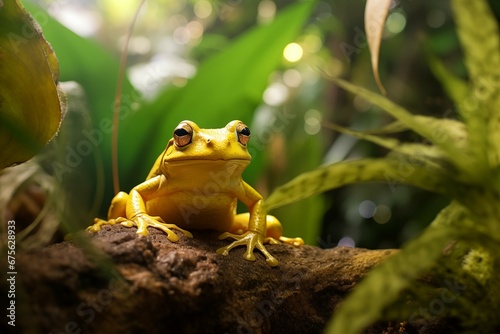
[166,157,251,163]
[164,159,250,176]
[164,158,251,167]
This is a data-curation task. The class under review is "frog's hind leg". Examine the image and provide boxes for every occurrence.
[231,213,304,246]
[107,191,128,219]
[87,192,129,232]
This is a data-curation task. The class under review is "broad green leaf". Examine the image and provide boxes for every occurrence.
[264,158,453,212]
[23,2,138,206]
[119,1,315,188]
[0,0,63,169]
[325,76,487,183]
[324,202,473,334]
[364,0,391,94]
[451,0,500,168]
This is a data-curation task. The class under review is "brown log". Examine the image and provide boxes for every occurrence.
[2,225,457,334]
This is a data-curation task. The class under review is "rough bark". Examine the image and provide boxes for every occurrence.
[1,225,457,334]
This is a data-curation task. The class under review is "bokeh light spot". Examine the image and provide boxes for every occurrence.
[386,12,406,34]
[303,34,322,53]
[194,0,212,19]
[427,9,446,28]
[304,109,322,135]
[338,237,355,248]
[263,82,289,106]
[187,20,204,40]
[374,205,392,224]
[50,4,102,37]
[283,43,303,62]
[359,200,376,218]
[258,0,276,23]
[283,69,302,88]
[353,96,372,112]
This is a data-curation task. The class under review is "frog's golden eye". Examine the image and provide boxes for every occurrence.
[173,123,193,147]
[236,122,251,146]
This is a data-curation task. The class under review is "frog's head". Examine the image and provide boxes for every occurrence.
[163,120,252,164]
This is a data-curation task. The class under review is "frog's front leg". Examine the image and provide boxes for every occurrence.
[231,213,304,246]
[87,191,129,232]
[217,182,279,266]
[89,176,192,241]
[122,176,193,240]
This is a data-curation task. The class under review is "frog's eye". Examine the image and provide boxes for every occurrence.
[173,123,193,147]
[236,122,251,146]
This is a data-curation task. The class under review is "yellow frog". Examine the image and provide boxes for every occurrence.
[88,120,303,266]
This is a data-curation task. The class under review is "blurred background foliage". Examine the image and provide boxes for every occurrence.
[12,0,500,249]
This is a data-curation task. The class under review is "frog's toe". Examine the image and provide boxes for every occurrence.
[217,231,235,241]
[119,219,134,227]
[86,224,101,233]
[216,233,247,256]
[265,256,278,267]
[217,231,278,267]
[254,241,278,267]
[264,237,281,245]
[87,217,116,233]
[279,236,304,247]
[138,216,193,241]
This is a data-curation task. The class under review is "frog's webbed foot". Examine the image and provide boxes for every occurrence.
[120,214,193,241]
[87,215,193,242]
[265,236,304,247]
[217,231,278,267]
[87,217,119,233]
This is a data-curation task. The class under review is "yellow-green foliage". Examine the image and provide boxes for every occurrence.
[265,0,500,332]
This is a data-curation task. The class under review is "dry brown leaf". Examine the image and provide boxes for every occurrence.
[364,0,391,95]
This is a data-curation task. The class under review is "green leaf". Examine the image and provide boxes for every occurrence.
[451,0,500,169]
[325,76,486,183]
[264,158,453,212]
[324,122,446,170]
[324,202,470,334]
[451,0,500,84]
[119,1,315,188]
[488,94,500,169]
[23,2,138,204]
[0,0,63,169]
[358,120,409,135]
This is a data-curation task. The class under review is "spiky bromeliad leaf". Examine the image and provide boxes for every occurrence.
[324,201,491,334]
[323,122,447,170]
[356,120,409,135]
[264,158,454,212]
[451,0,500,169]
[325,76,488,183]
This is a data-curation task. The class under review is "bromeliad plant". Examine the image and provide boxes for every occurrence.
[265,0,500,332]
